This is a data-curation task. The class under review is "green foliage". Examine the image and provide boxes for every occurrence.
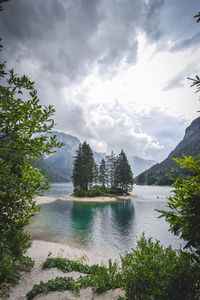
[28,243,200,300]
[86,187,102,197]
[99,158,107,189]
[26,276,81,300]
[106,151,117,188]
[72,142,95,191]
[27,257,121,299]
[121,234,200,300]
[158,155,200,256]
[72,147,133,194]
[73,186,128,197]
[0,36,63,294]
[114,150,134,194]
[42,257,102,274]
[0,254,34,297]
[90,259,121,293]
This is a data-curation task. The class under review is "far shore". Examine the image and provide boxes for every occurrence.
[34,194,137,205]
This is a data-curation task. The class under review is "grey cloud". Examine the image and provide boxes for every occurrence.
[0,0,165,82]
[171,32,200,52]
[142,0,165,42]
[55,104,94,140]
[163,62,199,91]
[154,0,200,53]
[138,109,188,159]
[85,102,186,161]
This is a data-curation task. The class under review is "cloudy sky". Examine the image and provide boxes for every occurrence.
[1,0,200,161]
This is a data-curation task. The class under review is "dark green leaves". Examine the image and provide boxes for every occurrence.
[157,155,200,256]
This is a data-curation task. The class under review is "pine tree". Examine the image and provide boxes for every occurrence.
[72,144,83,191]
[106,151,117,188]
[99,158,107,189]
[93,162,99,186]
[72,141,94,191]
[114,150,134,194]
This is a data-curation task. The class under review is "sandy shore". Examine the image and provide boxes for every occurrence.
[35,194,136,205]
[7,195,134,299]
[7,240,125,300]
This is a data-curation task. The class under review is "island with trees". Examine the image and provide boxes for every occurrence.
[72,141,134,200]
[1,2,200,299]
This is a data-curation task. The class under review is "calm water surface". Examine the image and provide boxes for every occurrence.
[27,183,185,255]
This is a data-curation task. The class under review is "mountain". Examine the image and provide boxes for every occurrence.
[45,131,80,177]
[45,131,105,177]
[33,158,70,183]
[44,131,157,179]
[135,117,200,185]
[129,156,157,177]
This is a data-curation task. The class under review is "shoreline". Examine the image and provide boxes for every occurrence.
[34,194,137,205]
[8,239,124,300]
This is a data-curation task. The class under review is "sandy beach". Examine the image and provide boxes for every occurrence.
[7,240,125,300]
[6,195,135,299]
[34,194,136,205]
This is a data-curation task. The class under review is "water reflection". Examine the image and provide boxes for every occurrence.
[27,184,185,255]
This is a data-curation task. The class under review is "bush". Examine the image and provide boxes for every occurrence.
[158,156,200,257]
[90,259,122,293]
[27,257,122,299]
[0,253,34,297]
[73,187,103,197]
[87,187,102,197]
[73,190,86,197]
[43,257,101,274]
[121,234,200,300]
[103,187,125,196]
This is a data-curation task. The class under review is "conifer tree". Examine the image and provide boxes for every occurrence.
[72,144,83,191]
[106,151,117,188]
[114,150,134,194]
[99,158,107,189]
[93,162,99,186]
[72,141,94,191]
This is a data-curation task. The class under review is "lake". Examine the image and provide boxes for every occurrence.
[27,183,185,255]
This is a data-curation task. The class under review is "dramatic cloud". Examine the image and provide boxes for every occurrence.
[58,99,187,161]
[0,0,199,162]
[0,0,165,81]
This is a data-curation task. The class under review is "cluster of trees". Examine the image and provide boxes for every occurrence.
[72,142,133,195]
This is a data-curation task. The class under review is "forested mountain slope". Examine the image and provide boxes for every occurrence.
[135,117,200,185]
[33,158,70,183]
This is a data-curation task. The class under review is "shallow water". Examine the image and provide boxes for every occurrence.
[27,183,185,255]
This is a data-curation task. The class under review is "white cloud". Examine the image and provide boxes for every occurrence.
[0,0,199,162]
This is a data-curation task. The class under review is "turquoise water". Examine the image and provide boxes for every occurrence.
[27,184,185,255]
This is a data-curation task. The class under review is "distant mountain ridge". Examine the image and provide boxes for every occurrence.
[33,158,70,183]
[43,131,156,180]
[135,117,200,185]
[129,156,157,177]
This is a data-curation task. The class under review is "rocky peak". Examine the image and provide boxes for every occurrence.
[184,117,200,141]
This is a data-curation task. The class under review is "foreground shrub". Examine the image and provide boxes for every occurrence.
[43,257,102,274]
[0,253,34,298]
[121,234,200,300]
[27,257,121,299]
[90,259,122,293]
[26,276,80,300]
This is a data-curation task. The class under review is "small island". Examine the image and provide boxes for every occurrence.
[72,142,134,197]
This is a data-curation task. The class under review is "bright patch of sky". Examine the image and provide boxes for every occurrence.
[0,0,200,161]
